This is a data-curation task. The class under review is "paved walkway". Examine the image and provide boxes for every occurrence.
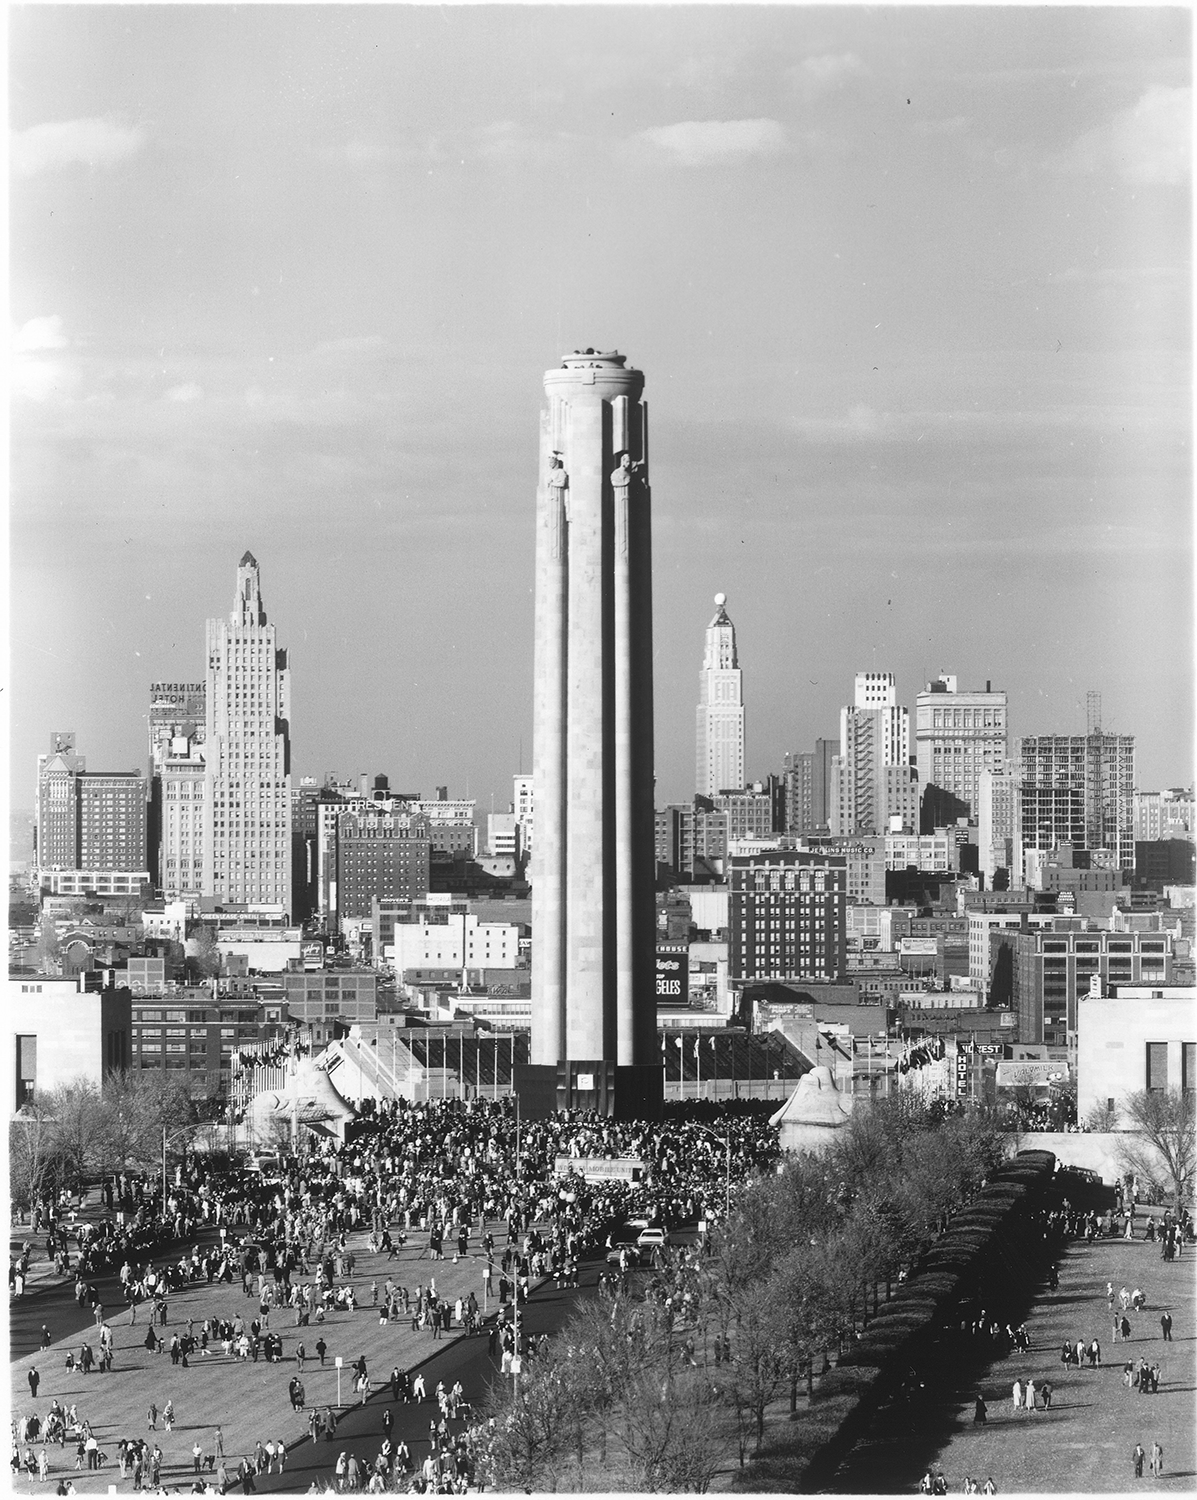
[11,1221,524,1494]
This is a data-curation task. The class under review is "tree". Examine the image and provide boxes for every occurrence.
[1117,1088,1195,1207]
[186,924,221,982]
[94,1070,198,1175]
[9,1099,59,1218]
[45,1078,105,1187]
[35,922,61,975]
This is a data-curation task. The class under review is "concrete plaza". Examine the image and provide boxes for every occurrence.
[11,1221,518,1494]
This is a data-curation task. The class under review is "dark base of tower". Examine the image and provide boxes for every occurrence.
[513,1061,664,1121]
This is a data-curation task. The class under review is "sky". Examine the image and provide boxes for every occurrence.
[9,4,1193,820]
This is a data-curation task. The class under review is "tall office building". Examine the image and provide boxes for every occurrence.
[335,805,431,919]
[35,732,148,881]
[784,739,836,836]
[35,732,85,870]
[513,774,535,855]
[1017,731,1136,871]
[529,349,659,1112]
[728,847,847,983]
[914,674,1008,829]
[148,682,207,903]
[977,769,1024,888]
[830,672,915,836]
[202,553,293,910]
[696,594,745,797]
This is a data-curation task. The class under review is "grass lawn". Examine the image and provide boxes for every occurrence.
[814,1216,1195,1494]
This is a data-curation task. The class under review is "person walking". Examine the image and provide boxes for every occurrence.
[1012,1379,1022,1414]
[147,1402,158,1432]
[1161,1311,1173,1341]
[1040,1380,1053,1410]
[1150,1443,1163,1478]
[973,1393,987,1424]
[216,1426,225,1460]
[1121,1314,1132,1343]
[192,1441,203,1474]
[1133,1444,1145,1479]
[28,1367,40,1399]
[315,1336,327,1366]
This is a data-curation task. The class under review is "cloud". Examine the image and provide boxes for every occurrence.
[13,316,69,354]
[12,117,146,177]
[472,121,572,164]
[12,315,80,401]
[636,118,787,166]
[787,53,868,98]
[1060,85,1190,186]
[911,116,972,137]
[164,383,204,403]
[312,334,387,359]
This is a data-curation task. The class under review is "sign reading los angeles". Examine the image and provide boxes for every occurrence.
[655,947,689,1000]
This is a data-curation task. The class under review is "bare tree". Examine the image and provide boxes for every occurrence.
[94,1069,198,1175]
[45,1078,105,1186]
[9,1099,59,1220]
[1117,1088,1195,1207]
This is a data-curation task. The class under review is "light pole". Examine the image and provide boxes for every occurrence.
[690,1124,732,1222]
[162,1123,206,1220]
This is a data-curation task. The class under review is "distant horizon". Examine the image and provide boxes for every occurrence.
[11,6,1192,815]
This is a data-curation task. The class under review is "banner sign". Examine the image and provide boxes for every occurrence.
[553,1156,645,1184]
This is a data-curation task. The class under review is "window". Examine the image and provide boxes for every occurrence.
[1146,1042,1168,1092]
[1183,1043,1196,1094]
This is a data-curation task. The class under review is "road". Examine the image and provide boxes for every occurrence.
[252,1248,612,1492]
[9,1220,231,1361]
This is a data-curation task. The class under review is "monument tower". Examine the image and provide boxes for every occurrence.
[525,349,662,1118]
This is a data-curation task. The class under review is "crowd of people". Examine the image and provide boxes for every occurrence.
[11,1099,779,1494]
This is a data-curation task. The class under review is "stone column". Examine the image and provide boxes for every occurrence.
[530,410,567,1066]
[563,393,610,1060]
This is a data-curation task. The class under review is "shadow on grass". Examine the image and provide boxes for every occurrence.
[816,1245,1110,1494]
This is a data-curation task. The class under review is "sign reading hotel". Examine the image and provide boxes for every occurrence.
[655,946,689,1001]
[553,1156,645,1184]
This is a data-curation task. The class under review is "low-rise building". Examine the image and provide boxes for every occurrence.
[989,925,1173,1046]
[9,975,132,1103]
[1077,982,1196,1120]
[131,988,285,1092]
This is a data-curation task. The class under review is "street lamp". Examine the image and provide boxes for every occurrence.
[689,1123,732,1223]
[162,1122,207,1220]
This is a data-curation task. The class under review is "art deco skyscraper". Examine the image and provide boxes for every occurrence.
[202,554,292,910]
[530,350,658,1103]
[696,594,745,797]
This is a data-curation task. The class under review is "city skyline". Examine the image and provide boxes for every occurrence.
[11,6,1192,818]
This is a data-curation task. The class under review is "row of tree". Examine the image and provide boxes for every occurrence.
[478,1096,1010,1492]
[9,1070,221,1217]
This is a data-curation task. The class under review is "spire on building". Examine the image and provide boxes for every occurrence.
[235,552,266,628]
